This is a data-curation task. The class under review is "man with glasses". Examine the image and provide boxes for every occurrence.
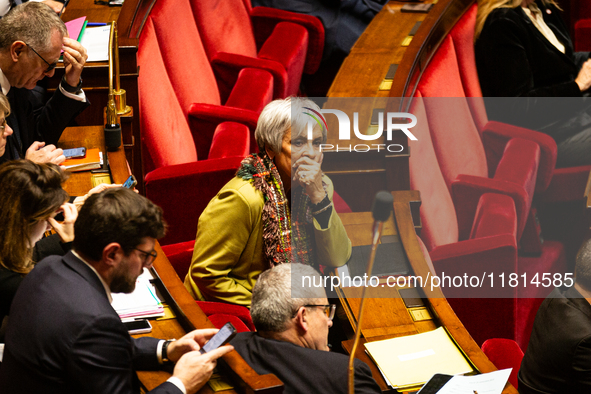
[0,2,89,164]
[231,263,381,394]
[0,188,233,394]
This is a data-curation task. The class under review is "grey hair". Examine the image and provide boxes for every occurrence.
[576,239,591,291]
[250,263,327,332]
[254,97,327,154]
[0,2,67,53]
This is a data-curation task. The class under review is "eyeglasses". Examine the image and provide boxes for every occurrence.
[134,247,158,265]
[25,43,57,74]
[301,304,336,321]
[0,118,7,134]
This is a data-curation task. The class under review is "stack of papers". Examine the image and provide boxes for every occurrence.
[64,17,87,42]
[79,25,111,62]
[418,369,512,394]
[111,269,164,320]
[364,327,474,390]
[62,148,102,172]
[64,17,110,62]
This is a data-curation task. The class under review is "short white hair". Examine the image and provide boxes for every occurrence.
[254,97,327,154]
[250,263,327,332]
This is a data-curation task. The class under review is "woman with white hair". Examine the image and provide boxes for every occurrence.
[184,97,351,307]
[475,0,591,167]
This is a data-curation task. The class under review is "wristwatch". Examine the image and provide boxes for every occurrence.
[61,76,83,95]
[162,339,176,363]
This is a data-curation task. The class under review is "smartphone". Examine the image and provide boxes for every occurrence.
[63,147,86,159]
[417,373,453,393]
[122,175,138,189]
[123,319,152,334]
[200,322,237,354]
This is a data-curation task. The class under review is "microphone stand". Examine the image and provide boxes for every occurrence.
[348,192,393,394]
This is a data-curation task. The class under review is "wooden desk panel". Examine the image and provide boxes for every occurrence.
[328,1,427,98]
[335,192,517,393]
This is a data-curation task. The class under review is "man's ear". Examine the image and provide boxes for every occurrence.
[102,242,123,268]
[293,306,309,334]
[10,41,26,63]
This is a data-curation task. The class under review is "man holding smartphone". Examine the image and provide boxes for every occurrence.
[0,188,233,394]
[0,2,90,165]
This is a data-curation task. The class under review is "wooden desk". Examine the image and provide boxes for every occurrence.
[328,1,428,98]
[59,125,129,195]
[58,126,283,394]
[336,191,517,393]
[50,0,146,192]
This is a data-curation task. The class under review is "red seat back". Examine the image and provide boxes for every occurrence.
[139,18,198,172]
[409,93,460,250]
[190,0,258,60]
[147,0,222,114]
[417,36,489,191]
[481,338,524,389]
[448,3,488,131]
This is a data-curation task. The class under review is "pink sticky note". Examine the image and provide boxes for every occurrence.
[64,16,87,41]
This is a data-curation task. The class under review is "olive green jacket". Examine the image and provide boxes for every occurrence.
[184,175,351,307]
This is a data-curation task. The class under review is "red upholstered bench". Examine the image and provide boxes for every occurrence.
[138,0,274,246]
[190,0,324,99]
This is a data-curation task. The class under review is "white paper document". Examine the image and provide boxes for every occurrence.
[435,368,512,394]
[111,269,164,319]
[79,26,111,62]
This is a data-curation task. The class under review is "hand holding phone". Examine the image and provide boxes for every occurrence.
[122,175,137,189]
[199,322,237,354]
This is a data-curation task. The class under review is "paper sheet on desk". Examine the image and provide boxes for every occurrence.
[111,269,164,320]
[79,26,110,62]
[435,368,512,394]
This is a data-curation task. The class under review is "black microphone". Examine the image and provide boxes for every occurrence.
[371,191,393,222]
[104,97,121,151]
[348,191,393,394]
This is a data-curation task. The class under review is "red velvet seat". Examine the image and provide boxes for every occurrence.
[190,0,324,99]
[481,338,524,389]
[161,241,254,333]
[139,0,274,245]
[416,36,543,243]
[418,3,567,350]
[410,95,519,345]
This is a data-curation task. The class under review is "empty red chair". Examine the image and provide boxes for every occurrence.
[190,0,324,99]
[423,3,566,350]
[139,0,274,245]
[410,94,519,345]
[417,36,544,243]
[482,338,524,389]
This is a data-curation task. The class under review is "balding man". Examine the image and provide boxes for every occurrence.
[0,2,89,165]
[230,263,381,394]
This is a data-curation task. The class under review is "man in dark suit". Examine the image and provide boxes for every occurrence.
[518,237,591,393]
[230,263,381,394]
[0,2,90,165]
[0,188,233,394]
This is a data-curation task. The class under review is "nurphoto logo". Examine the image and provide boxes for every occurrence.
[303,107,417,153]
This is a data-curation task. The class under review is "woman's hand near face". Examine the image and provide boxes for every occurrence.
[293,153,325,204]
[48,203,78,243]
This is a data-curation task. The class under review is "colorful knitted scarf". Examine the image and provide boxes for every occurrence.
[236,153,316,267]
